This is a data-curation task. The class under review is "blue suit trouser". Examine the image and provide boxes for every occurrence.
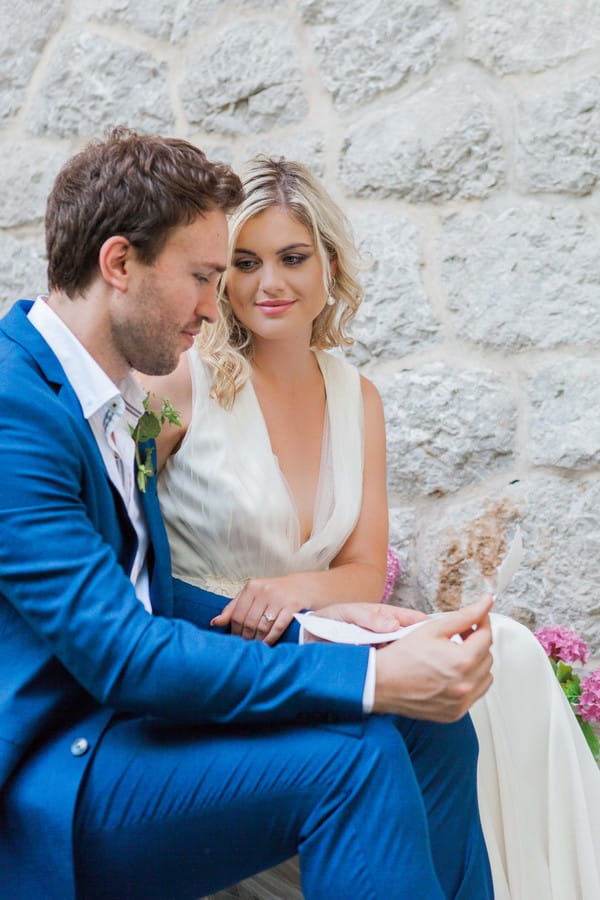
[73,712,493,900]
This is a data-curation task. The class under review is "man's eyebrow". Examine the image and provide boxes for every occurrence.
[199,263,227,273]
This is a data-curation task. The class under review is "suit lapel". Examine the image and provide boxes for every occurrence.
[3,302,172,616]
[1,300,139,579]
[2,301,116,490]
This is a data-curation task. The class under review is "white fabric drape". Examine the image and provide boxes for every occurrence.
[159,347,364,596]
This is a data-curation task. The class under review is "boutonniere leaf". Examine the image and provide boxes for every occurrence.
[131,393,181,492]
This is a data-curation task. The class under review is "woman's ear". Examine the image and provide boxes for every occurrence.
[98,235,134,291]
[329,253,338,280]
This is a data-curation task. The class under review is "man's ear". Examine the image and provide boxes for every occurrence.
[98,235,135,291]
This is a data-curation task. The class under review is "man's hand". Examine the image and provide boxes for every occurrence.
[372,597,494,722]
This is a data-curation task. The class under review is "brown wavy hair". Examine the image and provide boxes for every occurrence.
[45,126,243,297]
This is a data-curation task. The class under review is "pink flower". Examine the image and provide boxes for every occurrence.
[534,625,589,665]
[381,548,402,601]
[578,669,600,724]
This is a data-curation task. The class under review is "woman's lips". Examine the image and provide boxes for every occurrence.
[256,300,296,315]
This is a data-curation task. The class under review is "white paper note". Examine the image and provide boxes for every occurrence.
[294,613,426,645]
[296,526,524,646]
[494,525,523,598]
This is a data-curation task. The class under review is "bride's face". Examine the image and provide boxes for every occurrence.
[226,206,334,344]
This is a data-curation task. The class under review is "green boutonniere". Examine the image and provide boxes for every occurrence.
[130,393,182,492]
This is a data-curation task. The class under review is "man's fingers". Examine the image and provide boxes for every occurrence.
[430,596,493,639]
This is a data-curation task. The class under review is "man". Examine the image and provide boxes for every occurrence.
[0,128,494,899]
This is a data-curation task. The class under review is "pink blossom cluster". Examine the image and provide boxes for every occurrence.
[534,625,590,665]
[381,547,402,602]
[578,669,600,724]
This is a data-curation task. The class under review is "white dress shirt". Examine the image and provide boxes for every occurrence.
[28,297,152,612]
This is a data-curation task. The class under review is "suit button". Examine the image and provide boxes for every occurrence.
[70,738,89,757]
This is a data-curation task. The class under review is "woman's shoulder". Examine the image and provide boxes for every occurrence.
[315,350,381,409]
[358,373,382,404]
[315,348,359,383]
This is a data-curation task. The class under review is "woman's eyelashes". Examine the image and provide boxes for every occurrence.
[232,252,311,272]
[232,256,259,272]
[282,253,310,266]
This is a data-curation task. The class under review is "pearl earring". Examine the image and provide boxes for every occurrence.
[326,277,336,306]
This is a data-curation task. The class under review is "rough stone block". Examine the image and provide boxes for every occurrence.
[414,477,600,653]
[240,132,325,177]
[345,210,439,363]
[0,235,47,314]
[300,0,457,109]
[72,0,180,40]
[0,144,68,228]
[375,363,516,500]
[0,0,63,121]
[180,22,307,135]
[465,0,600,74]
[517,75,600,195]
[441,203,600,349]
[27,33,174,138]
[388,505,418,605]
[339,75,504,201]
[528,359,600,469]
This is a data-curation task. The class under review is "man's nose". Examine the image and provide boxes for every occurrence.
[196,283,218,324]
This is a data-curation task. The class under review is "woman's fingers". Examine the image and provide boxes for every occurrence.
[226,583,274,640]
[211,579,301,642]
[209,597,237,627]
[262,609,295,646]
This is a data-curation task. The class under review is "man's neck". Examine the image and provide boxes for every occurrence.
[46,289,130,383]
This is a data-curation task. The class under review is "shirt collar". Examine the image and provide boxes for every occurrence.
[28,296,145,424]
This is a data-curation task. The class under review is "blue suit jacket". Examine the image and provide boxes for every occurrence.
[0,301,369,899]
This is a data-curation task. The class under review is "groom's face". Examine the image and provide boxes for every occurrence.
[112,209,228,375]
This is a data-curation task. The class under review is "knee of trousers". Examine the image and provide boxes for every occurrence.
[316,716,407,780]
[345,715,412,786]
[401,713,481,772]
[438,713,480,775]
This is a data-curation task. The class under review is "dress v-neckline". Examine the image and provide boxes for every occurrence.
[248,352,329,548]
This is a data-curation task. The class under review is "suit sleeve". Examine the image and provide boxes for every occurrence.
[0,385,367,725]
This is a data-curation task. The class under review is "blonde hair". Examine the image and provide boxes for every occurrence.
[198,156,363,408]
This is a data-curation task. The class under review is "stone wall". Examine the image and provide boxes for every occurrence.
[1,0,599,650]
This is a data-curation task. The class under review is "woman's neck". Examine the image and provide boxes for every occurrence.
[250,336,318,388]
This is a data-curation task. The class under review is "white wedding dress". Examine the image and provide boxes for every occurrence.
[159,346,600,900]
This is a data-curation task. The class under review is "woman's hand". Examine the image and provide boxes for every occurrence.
[210,576,308,645]
[313,602,427,633]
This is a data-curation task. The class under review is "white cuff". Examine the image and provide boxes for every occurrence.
[362,647,376,713]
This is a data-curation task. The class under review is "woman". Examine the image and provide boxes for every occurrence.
[142,158,600,899]
[148,158,388,642]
